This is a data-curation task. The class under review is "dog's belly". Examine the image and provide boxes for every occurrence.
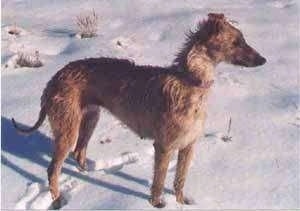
[107,107,155,139]
[100,96,159,139]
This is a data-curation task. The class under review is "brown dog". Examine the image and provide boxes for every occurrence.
[12,13,266,208]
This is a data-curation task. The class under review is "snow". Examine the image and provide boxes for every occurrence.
[2,0,299,209]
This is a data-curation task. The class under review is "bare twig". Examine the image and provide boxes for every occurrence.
[275,159,279,169]
[227,117,232,135]
[222,117,232,142]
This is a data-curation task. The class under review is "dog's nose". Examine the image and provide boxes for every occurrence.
[260,57,267,65]
[255,56,267,66]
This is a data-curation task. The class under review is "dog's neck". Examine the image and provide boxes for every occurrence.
[174,45,216,87]
[185,45,215,84]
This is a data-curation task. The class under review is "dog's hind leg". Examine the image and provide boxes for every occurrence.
[47,108,81,207]
[150,142,172,208]
[173,141,195,204]
[72,106,100,170]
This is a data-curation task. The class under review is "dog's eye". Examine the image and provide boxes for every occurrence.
[233,37,246,47]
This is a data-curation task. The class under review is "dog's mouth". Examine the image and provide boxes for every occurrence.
[232,54,267,68]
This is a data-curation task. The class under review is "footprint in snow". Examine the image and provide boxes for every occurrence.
[86,151,140,173]
[148,31,167,42]
[15,175,81,210]
[289,109,300,128]
[109,19,124,29]
[4,25,28,37]
[112,36,142,58]
[268,0,295,9]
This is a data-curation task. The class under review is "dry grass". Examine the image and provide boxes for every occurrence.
[76,9,98,38]
[16,51,43,68]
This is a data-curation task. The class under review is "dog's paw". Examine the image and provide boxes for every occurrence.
[175,191,195,205]
[149,197,166,208]
[50,195,67,210]
[182,196,195,205]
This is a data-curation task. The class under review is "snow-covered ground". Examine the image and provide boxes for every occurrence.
[1,0,299,209]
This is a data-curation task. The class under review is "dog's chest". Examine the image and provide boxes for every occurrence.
[174,94,208,149]
[177,117,205,150]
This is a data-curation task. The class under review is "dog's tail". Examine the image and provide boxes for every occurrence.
[12,106,47,135]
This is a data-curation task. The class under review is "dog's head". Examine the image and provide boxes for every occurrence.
[200,13,266,67]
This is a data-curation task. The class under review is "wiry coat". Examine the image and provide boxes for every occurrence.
[44,58,209,147]
[12,13,266,208]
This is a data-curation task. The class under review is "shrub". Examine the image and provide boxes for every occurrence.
[15,50,43,68]
[76,9,98,38]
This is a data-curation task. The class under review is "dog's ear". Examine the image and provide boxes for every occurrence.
[206,13,225,34]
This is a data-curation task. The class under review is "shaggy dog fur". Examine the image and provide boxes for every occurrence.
[12,13,266,208]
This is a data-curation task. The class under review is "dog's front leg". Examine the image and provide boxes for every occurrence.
[150,142,172,208]
[174,141,196,204]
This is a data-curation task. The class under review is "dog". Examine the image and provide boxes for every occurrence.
[12,13,266,208]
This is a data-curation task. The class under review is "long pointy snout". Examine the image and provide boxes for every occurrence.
[253,53,267,66]
[231,43,266,67]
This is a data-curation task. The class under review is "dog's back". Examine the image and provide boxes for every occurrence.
[42,57,191,139]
